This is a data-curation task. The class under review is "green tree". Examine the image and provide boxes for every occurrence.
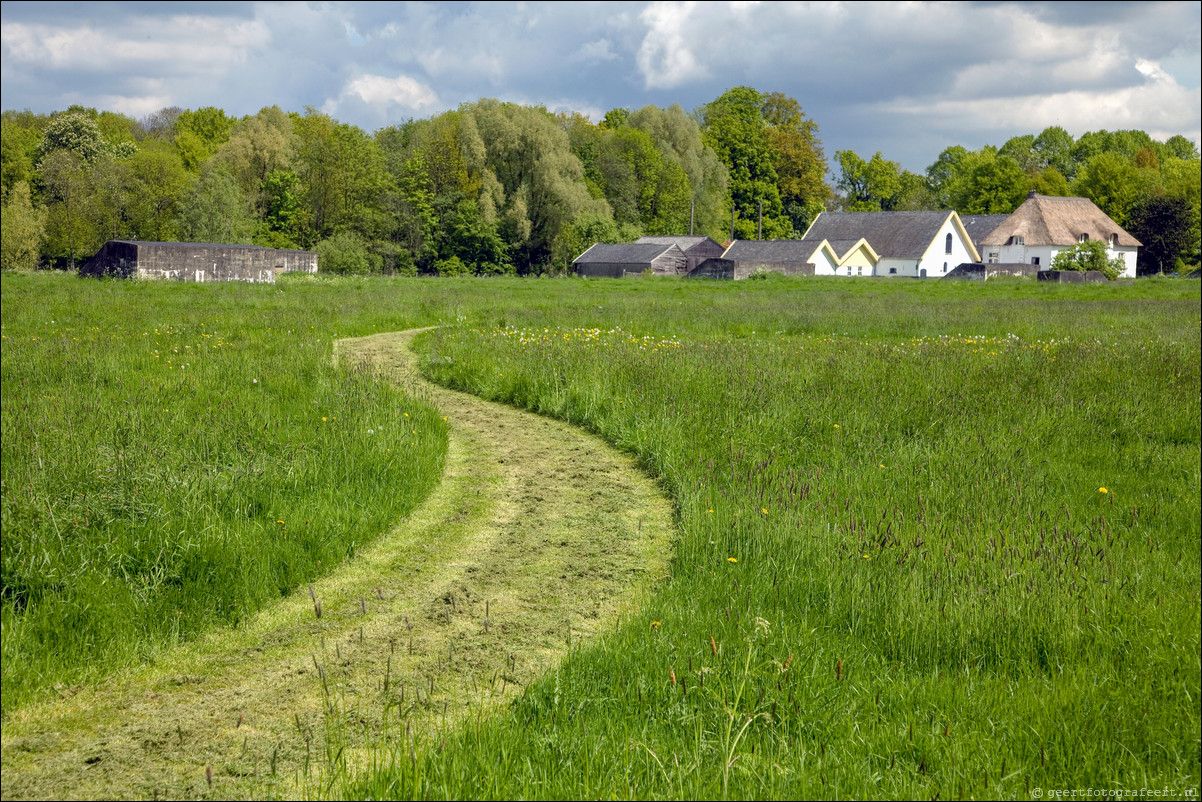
[37,149,103,268]
[175,167,257,244]
[949,151,1028,214]
[835,150,902,211]
[1160,157,1201,261]
[700,87,792,239]
[628,104,729,239]
[0,181,46,270]
[1129,195,1194,275]
[315,230,373,274]
[1072,152,1159,229]
[762,92,829,231]
[1032,126,1075,177]
[37,111,110,164]
[173,107,235,172]
[1050,239,1125,280]
[461,99,609,272]
[1,114,43,200]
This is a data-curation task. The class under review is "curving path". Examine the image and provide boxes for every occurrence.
[1,329,674,800]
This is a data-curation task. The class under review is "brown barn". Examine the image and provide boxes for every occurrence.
[635,236,726,273]
[80,241,318,283]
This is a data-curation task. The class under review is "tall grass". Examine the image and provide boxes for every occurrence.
[359,274,1200,799]
[0,272,448,714]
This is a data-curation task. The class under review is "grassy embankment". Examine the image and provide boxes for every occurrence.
[358,275,1200,799]
[0,272,449,715]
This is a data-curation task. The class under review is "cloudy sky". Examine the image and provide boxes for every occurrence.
[2,1,1199,172]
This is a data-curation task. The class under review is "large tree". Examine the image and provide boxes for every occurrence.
[1129,195,1194,275]
[700,87,792,239]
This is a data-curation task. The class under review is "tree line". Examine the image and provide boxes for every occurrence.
[1,87,1198,275]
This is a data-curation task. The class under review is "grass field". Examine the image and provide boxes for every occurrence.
[2,271,1199,799]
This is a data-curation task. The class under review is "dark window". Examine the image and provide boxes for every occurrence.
[1032,257,1040,265]
[945,233,953,254]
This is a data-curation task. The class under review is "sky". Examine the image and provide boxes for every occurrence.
[2,1,1199,173]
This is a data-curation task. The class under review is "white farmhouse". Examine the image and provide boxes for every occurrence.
[800,210,981,278]
[977,192,1141,278]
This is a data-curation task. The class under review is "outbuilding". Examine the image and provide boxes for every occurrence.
[80,241,318,282]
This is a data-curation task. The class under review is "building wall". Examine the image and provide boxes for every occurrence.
[575,262,648,278]
[731,261,814,279]
[995,244,1137,278]
[80,242,318,282]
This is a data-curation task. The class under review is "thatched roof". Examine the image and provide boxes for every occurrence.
[802,211,953,259]
[979,194,1141,247]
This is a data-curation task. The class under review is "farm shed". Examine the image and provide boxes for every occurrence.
[573,242,687,277]
[635,236,727,273]
[79,241,318,283]
[978,192,1140,278]
[718,240,820,278]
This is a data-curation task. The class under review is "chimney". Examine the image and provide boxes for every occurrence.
[1027,190,1038,199]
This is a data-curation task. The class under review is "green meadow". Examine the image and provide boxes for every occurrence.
[2,272,1199,799]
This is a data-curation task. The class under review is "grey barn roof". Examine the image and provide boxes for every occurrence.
[958,215,1011,250]
[722,239,817,262]
[574,242,679,263]
[803,211,952,259]
[636,236,721,251]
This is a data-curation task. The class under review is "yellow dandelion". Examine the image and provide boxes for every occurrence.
[276,520,285,525]
[761,508,768,515]
[650,621,660,629]
[1098,487,1108,494]
[322,417,327,422]
[727,557,738,563]
[833,424,840,428]
[863,554,870,559]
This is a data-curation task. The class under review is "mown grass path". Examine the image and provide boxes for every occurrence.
[1,329,674,801]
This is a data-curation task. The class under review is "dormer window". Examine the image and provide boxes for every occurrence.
[1078,233,1089,243]
[1009,235,1025,246]
[1109,234,1118,247]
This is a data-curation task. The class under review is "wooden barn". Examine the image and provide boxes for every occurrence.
[573,242,687,277]
[635,236,727,273]
[80,241,318,283]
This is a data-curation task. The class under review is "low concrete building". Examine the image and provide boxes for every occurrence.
[80,241,318,282]
[573,242,687,277]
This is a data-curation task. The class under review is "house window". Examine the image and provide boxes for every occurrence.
[945,233,953,254]
[1010,235,1025,246]
[942,262,948,272]
[1078,233,1089,243]
[889,267,897,274]
[987,251,999,264]
[1109,234,1118,247]
[1031,257,1040,265]
[857,265,863,276]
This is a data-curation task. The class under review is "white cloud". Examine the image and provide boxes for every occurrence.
[331,73,439,110]
[573,38,620,64]
[886,57,1201,142]
[637,1,707,89]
